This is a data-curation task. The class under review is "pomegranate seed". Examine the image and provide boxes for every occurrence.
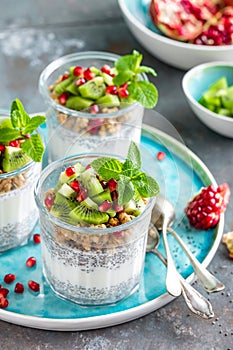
[75,78,86,86]
[44,193,55,210]
[0,144,6,152]
[77,188,88,202]
[33,233,41,244]
[28,280,40,292]
[156,151,166,161]
[0,288,9,298]
[70,180,80,192]
[90,104,100,114]
[65,166,76,177]
[61,73,69,81]
[113,203,124,213]
[106,85,118,95]
[121,82,128,89]
[83,68,95,81]
[9,140,20,147]
[118,87,129,98]
[4,273,16,284]
[99,200,112,212]
[111,190,118,201]
[113,231,123,238]
[0,297,8,309]
[85,164,92,170]
[100,180,108,189]
[88,118,103,134]
[108,178,117,192]
[14,282,24,294]
[101,65,111,75]
[73,66,84,77]
[26,257,37,268]
[59,92,69,105]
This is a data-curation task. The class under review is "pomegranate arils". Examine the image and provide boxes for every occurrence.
[4,273,16,284]
[106,85,118,95]
[59,92,69,105]
[108,178,117,192]
[0,288,9,298]
[118,87,129,98]
[0,297,8,309]
[44,193,55,210]
[75,78,86,86]
[101,65,111,75]
[88,118,103,134]
[113,231,124,238]
[61,73,69,81]
[33,233,41,244]
[84,68,95,81]
[99,201,112,212]
[77,188,88,202]
[14,282,24,294]
[26,257,37,268]
[65,166,76,177]
[73,66,84,77]
[28,280,40,292]
[111,190,118,201]
[9,140,20,148]
[113,203,124,213]
[185,183,230,230]
[0,144,6,152]
[90,104,100,114]
[70,180,80,192]
[100,180,108,189]
[156,151,166,161]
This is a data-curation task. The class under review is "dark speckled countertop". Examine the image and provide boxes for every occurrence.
[0,1,233,349]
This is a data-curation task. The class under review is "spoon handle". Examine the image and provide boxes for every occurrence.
[150,248,214,319]
[161,217,182,297]
[168,227,225,293]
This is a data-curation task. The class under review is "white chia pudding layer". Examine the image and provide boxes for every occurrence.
[40,217,149,305]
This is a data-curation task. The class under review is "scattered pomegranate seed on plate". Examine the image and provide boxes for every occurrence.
[14,282,24,294]
[4,273,16,284]
[156,151,166,160]
[26,257,37,268]
[33,234,41,244]
[0,288,9,298]
[0,297,8,309]
[28,280,40,292]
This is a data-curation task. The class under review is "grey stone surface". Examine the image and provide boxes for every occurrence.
[0,1,233,349]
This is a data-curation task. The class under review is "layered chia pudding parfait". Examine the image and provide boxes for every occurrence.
[35,141,159,305]
[0,100,45,252]
[39,50,158,162]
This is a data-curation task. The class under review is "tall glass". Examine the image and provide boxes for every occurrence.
[34,153,155,305]
[39,52,146,162]
[0,114,41,252]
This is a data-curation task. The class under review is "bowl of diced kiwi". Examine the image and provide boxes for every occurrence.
[182,61,233,138]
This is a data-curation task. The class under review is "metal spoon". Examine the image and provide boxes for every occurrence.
[146,226,214,319]
[151,194,225,293]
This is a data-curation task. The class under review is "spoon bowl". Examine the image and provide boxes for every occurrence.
[146,226,214,319]
[151,194,225,293]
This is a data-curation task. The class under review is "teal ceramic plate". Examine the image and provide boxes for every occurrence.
[0,124,224,331]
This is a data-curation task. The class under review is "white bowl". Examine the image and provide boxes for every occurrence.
[118,0,233,70]
[182,62,233,138]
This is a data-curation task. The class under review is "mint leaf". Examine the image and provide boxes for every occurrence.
[11,99,30,128]
[118,175,135,206]
[22,115,46,134]
[113,71,134,86]
[121,159,139,177]
[132,173,160,198]
[128,81,158,108]
[0,128,21,143]
[115,52,141,73]
[21,134,44,162]
[127,141,141,168]
[91,158,122,180]
[136,66,157,76]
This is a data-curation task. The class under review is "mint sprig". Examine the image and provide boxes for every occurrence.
[113,50,158,109]
[0,98,46,162]
[91,141,160,206]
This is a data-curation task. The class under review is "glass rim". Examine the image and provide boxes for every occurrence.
[38,51,147,119]
[34,152,155,234]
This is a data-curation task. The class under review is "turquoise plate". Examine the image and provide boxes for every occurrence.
[0,124,224,331]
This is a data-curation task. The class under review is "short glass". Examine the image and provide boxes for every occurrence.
[34,153,155,305]
[39,51,146,162]
[0,115,41,252]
